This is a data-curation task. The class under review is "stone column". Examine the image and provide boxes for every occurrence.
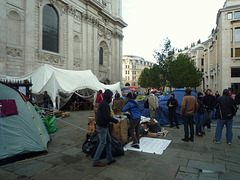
[82,20,88,70]
[0,0,7,74]
[24,1,36,74]
[67,15,74,69]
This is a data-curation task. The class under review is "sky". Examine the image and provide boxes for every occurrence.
[122,0,226,63]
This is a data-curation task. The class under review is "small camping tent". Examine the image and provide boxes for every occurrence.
[0,82,50,165]
[157,88,198,125]
[1,64,122,109]
[140,88,198,125]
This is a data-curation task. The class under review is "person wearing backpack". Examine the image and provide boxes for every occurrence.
[213,89,237,145]
[122,92,141,149]
[195,92,206,136]
[148,90,159,121]
[167,93,179,128]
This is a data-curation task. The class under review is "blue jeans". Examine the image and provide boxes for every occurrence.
[183,115,194,140]
[196,113,204,133]
[214,119,233,143]
[93,125,113,163]
[203,110,213,129]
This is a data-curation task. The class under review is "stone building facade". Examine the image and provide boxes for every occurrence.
[176,0,240,94]
[0,0,127,84]
[122,55,154,87]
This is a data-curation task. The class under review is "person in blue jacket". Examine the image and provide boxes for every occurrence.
[122,92,141,149]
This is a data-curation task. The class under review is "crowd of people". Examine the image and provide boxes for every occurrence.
[91,88,239,167]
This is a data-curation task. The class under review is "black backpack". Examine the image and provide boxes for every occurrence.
[144,99,149,108]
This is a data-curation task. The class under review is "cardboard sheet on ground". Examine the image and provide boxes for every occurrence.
[124,137,171,155]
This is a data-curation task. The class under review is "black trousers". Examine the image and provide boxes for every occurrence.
[129,118,140,144]
[183,115,194,140]
[169,109,178,125]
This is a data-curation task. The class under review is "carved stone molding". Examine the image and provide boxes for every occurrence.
[99,65,108,73]
[73,59,81,67]
[37,50,64,65]
[98,26,123,40]
[6,47,22,58]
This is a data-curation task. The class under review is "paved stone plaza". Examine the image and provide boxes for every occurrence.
[0,110,240,180]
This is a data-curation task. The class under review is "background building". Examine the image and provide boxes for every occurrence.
[0,0,127,84]
[122,55,154,87]
[175,0,240,94]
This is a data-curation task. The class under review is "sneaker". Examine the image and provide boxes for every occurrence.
[195,133,203,137]
[131,143,138,147]
[181,138,189,142]
[176,125,180,129]
[131,144,140,149]
[213,140,220,144]
[189,138,194,142]
[227,142,231,145]
[201,131,206,135]
[93,162,107,167]
[107,159,116,165]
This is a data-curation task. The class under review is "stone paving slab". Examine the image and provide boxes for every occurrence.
[14,160,53,177]
[179,150,213,163]
[138,160,179,178]
[175,171,198,180]
[0,168,18,180]
[188,160,226,173]
[61,147,83,156]
[199,172,218,180]
[32,165,88,180]
[96,166,147,180]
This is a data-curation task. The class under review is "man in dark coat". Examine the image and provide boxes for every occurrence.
[214,89,237,144]
[167,93,179,128]
[43,91,51,109]
[93,89,120,167]
[203,89,216,131]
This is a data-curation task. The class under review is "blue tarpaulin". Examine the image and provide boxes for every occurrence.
[140,88,198,125]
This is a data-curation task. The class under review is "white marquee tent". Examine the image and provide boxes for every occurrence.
[1,64,121,109]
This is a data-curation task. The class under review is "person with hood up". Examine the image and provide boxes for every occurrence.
[167,93,179,128]
[213,89,237,145]
[93,89,120,167]
[122,92,141,149]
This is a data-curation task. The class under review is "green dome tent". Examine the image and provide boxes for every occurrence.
[0,82,50,165]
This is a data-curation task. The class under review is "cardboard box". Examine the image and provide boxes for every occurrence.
[111,117,128,145]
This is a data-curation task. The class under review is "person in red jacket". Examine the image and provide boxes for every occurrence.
[95,90,103,103]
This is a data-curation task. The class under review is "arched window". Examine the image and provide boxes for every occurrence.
[42,4,59,53]
[7,11,21,46]
[125,83,130,86]
[99,47,103,65]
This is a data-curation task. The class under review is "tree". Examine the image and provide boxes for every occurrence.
[138,67,151,88]
[138,65,163,89]
[197,39,201,44]
[167,54,203,88]
[152,38,175,89]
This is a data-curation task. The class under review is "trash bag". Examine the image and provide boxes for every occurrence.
[45,116,57,133]
[148,123,161,133]
[111,135,124,157]
[82,132,106,159]
[82,132,124,158]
